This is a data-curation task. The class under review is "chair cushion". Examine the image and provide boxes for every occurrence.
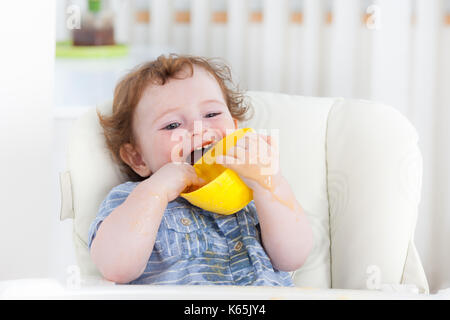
[325,98,428,292]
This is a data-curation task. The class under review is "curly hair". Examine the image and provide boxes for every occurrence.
[97,54,252,181]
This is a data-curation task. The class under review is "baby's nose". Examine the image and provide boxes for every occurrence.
[191,127,222,147]
[187,119,207,137]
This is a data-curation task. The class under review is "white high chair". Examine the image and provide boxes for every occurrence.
[59,91,429,298]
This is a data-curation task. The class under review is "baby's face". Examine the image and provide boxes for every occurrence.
[130,65,238,176]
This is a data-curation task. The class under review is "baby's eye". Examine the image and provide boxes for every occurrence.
[164,122,180,130]
[205,112,221,118]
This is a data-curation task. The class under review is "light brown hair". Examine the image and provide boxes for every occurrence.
[98,54,252,181]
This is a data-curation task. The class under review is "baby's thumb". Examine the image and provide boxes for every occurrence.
[215,155,226,166]
[195,176,207,187]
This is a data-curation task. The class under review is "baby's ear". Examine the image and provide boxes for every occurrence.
[119,143,151,177]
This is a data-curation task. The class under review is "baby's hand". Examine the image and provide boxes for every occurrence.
[215,132,281,190]
[150,162,206,202]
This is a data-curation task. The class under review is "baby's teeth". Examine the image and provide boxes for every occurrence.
[195,142,212,151]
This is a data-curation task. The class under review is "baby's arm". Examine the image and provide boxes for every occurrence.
[216,132,313,272]
[250,174,313,272]
[90,163,204,283]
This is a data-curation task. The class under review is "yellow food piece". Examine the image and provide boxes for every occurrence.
[180,128,254,215]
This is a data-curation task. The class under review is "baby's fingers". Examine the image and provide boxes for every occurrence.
[193,176,207,187]
[187,168,207,186]
[216,155,243,171]
[226,145,248,163]
[182,173,207,194]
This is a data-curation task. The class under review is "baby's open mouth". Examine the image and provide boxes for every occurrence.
[185,141,215,165]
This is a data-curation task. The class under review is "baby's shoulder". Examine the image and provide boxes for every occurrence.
[98,181,139,212]
[105,181,140,200]
[103,184,195,215]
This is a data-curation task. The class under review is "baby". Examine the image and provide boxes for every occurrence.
[88,54,313,285]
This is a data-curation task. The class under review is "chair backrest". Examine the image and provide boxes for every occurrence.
[60,91,429,293]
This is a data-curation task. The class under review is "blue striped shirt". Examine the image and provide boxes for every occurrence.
[88,181,294,286]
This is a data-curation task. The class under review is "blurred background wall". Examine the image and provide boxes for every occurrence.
[1,0,449,293]
[0,1,55,281]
